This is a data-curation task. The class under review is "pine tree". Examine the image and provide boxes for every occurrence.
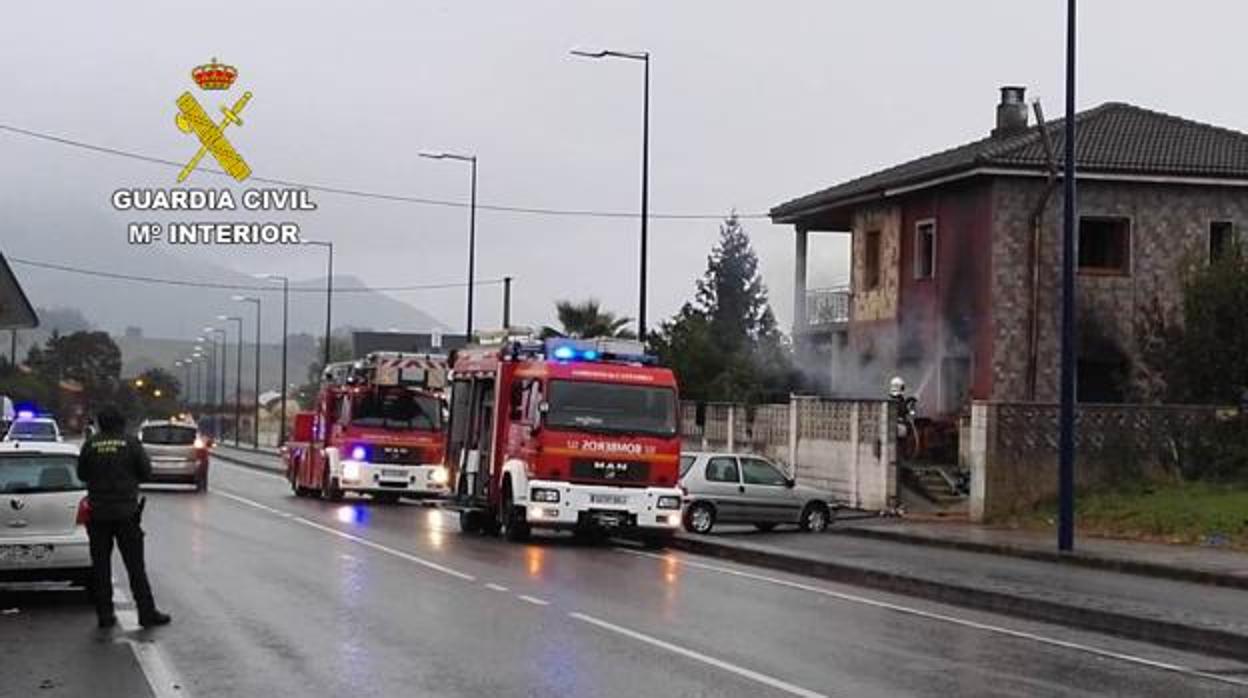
[651,214,794,403]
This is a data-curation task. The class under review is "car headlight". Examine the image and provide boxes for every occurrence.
[531,487,560,503]
[656,495,682,510]
[342,460,361,481]
[429,466,449,484]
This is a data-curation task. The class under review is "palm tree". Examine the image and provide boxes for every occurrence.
[542,299,635,339]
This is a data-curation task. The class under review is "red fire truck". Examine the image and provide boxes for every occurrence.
[284,352,451,503]
[446,335,683,544]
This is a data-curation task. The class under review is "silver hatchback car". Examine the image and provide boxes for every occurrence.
[679,451,836,534]
[137,419,209,491]
[0,441,92,588]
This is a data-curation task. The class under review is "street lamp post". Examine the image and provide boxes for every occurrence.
[1058,0,1079,552]
[419,151,477,341]
[502,275,512,329]
[219,315,244,447]
[259,275,290,446]
[571,47,651,339]
[196,337,215,428]
[304,240,335,371]
[234,295,262,449]
[205,327,228,441]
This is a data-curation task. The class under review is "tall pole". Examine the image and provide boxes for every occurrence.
[304,241,334,370]
[236,296,263,450]
[1058,0,1078,552]
[468,157,477,342]
[222,317,243,446]
[8,330,15,367]
[206,328,227,440]
[639,53,650,341]
[570,48,651,339]
[280,277,289,446]
[502,276,512,329]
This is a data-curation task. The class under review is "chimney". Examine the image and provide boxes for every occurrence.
[992,86,1029,137]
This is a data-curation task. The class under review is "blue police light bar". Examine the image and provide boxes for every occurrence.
[543,338,656,364]
[16,410,35,420]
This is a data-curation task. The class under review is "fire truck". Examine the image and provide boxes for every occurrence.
[284,352,451,503]
[446,334,684,544]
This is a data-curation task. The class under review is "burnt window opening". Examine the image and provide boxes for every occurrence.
[1077,359,1130,403]
[864,229,882,291]
[1078,217,1131,275]
[914,220,936,280]
[1210,221,1236,263]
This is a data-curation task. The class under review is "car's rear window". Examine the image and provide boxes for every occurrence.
[141,425,197,445]
[0,455,83,493]
[7,421,57,440]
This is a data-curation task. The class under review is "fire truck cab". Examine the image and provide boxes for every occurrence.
[447,335,683,544]
[285,352,451,503]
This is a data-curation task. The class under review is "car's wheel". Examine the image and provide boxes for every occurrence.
[754,522,778,532]
[683,502,716,534]
[321,466,343,501]
[499,483,530,542]
[374,492,400,505]
[459,509,483,534]
[799,502,831,532]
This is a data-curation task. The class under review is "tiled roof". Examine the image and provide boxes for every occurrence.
[771,102,1248,221]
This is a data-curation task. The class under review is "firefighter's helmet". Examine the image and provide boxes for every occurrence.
[889,376,906,398]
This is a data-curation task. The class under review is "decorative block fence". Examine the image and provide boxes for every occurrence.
[965,401,1225,521]
[681,397,898,511]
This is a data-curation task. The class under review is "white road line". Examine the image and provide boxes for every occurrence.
[485,583,509,592]
[112,583,189,698]
[620,549,1248,689]
[570,612,829,698]
[517,594,550,606]
[212,489,476,582]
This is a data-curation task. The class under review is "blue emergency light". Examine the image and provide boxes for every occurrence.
[543,338,655,365]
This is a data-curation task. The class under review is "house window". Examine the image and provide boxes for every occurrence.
[1210,221,1235,263]
[1078,217,1131,275]
[914,220,936,280]
[864,230,881,290]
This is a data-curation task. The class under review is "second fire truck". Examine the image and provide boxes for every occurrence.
[284,352,451,503]
[446,335,684,545]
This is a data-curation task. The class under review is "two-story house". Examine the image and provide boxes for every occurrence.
[772,87,1247,416]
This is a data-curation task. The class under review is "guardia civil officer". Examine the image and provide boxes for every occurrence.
[76,406,171,629]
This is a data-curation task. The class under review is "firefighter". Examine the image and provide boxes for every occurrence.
[76,406,171,629]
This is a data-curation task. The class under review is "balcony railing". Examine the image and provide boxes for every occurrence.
[805,287,852,326]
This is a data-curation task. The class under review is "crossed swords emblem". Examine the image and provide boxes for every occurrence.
[174,90,253,182]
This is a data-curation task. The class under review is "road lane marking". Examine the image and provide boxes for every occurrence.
[485,583,509,592]
[113,583,189,698]
[212,489,476,582]
[570,612,829,698]
[621,549,1248,689]
[517,594,549,606]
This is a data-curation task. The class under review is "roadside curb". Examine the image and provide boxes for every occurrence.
[667,535,1248,661]
[832,525,1248,591]
[211,448,284,475]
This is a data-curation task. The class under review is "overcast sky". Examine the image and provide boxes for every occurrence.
[2,0,1245,337]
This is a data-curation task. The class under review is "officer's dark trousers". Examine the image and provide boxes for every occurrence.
[87,517,156,620]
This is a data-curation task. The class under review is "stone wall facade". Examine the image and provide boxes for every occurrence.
[990,177,1248,402]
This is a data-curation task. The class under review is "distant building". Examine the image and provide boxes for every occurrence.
[351,331,468,357]
[772,86,1248,415]
[124,326,143,338]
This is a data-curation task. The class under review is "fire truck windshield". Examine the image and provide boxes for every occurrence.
[351,388,442,431]
[545,380,676,437]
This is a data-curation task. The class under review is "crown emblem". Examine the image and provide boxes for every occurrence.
[191,58,237,90]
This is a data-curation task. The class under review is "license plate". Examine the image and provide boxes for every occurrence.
[590,494,628,506]
[0,544,53,563]
[381,468,407,479]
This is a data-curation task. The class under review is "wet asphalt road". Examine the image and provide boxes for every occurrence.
[3,457,1248,698]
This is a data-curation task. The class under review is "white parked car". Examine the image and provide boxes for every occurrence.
[0,441,92,589]
[678,451,837,534]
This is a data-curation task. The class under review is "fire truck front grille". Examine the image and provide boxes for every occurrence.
[372,446,426,465]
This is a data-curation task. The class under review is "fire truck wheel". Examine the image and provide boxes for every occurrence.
[458,509,483,534]
[500,484,530,542]
[683,502,716,534]
[321,466,343,501]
